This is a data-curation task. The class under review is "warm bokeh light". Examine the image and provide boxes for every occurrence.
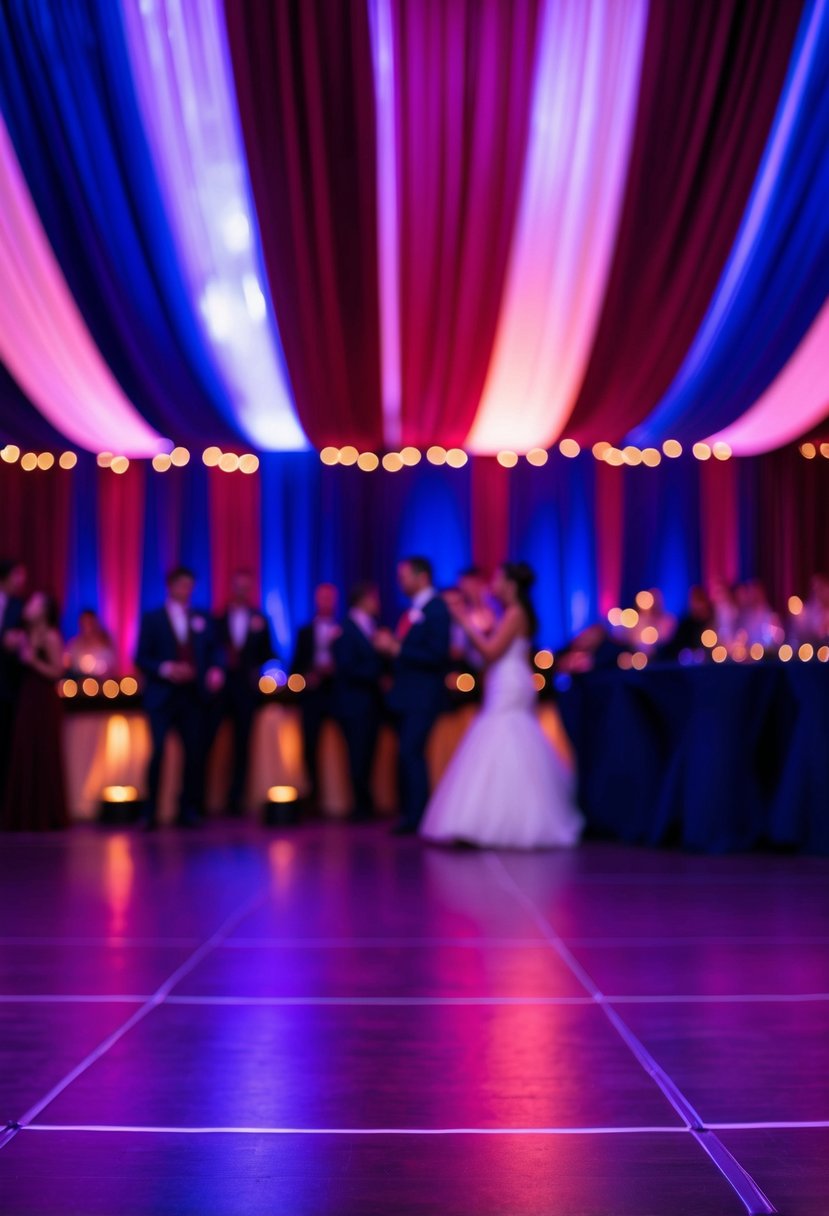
[622,445,642,466]
[382,452,404,472]
[750,643,765,661]
[20,452,38,471]
[102,785,138,803]
[620,608,639,629]
[219,452,239,472]
[445,448,468,468]
[319,446,340,466]
[357,452,379,472]
[788,595,803,615]
[607,607,623,627]
[61,679,78,698]
[258,675,277,695]
[456,673,475,693]
[267,785,299,803]
[701,629,718,648]
[532,671,546,691]
[170,446,190,467]
[821,443,829,459]
[119,676,138,696]
[592,441,612,460]
[526,448,549,466]
[36,451,55,470]
[534,649,554,670]
[102,679,120,699]
[1,444,20,463]
[635,590,654,611]
[202,446,222,467]
[82,677,100,696]
[641,447,662,467]
[604,447,624,467]
[779,644,793,662]
[617,652,633,670]
[559,439,580,458]
[339,446,359,466]
[798,643,815,662]
[239,453,260,474]
[287,673,306,693]
[496,450,518,468]
[152,453,172,472]
[712,441,732,460]
[800,442,817,459]
[631,652,647,670]
[110,456,130,474]
[97,452,113,468]
[59,451,77,470]
[692,442,712,461]
[400,446,421,466]
[662,440,683,458]
[712,645,728,663]
[819,646,829,663]
[640,625,658,645]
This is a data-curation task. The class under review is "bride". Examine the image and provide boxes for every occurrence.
[420,562,583,849]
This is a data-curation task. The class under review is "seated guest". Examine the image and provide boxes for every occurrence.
[0,558,27,800]
[658,586,713,660]
[332,583,385,821]
[291,583,341,810]
[65,609,116,677]
[710,580,740,647]
[735,580,782,649]
[212,570,275,816]
[135,567,224,829]
[630,589,677,652]
[556,623,629,673]
[1,591,68,831]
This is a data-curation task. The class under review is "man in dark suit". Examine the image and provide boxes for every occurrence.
[291,583,341,809]
[377,557,451,834]
[135,567,224,829]
[332,582,385,821]
[212,569,275,815]
[0,559,27,799]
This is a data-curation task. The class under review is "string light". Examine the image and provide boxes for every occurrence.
[258,675,277,695]
[219,452,239,472]
[1,444,20,463]
[339,446,359,466]
[559,439,580,458]
[526,448,548,466]
[400,446,421,467]
[37,452,55,470]
[119,677,138,696]
[357,452,379,472]
[20,453,38,471]
[692,442,712,461]
[110,456,130,474]
[202,446,222,467]
[662,440,682,458]
[788,596,803,615]
[800,442,817,459]
[59,452,77,470]
[534,649,554,670]
[622,446,642,466]
[798,643,814,662]
[592,441,612,460]
[635,591,654,610]
[641,447,661,467]
[496,450,518,468]
[456,673,475,693]
[779,644,793,662]
[445,448,468,468]
[287,674,306,693]
[382,452,404,472]
[320,447,340,466]
[97,452,113,468]
[238,454,259,474]
[712,442,732,461]
[427,446,447,465]
[711,645,728,663]
[152,453,172,472]
[170,446,190,467]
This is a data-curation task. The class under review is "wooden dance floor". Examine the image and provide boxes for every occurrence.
[0,825,827,1215]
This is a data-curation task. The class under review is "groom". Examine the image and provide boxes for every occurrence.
[376,557,451,835]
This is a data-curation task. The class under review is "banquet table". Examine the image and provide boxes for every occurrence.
[556,661,829,855]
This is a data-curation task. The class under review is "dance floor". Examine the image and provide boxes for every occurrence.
[0,825,827,1215]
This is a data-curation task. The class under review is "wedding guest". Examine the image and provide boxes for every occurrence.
[211,570,275,815]
[1,591,68,831]
[0,558,26,799]
[556,623,628,673]
[332,583,385,821]
[792,574,829,644]
[376,557,451,835]
[658,586,713,660]
[628,589,677,652]
[65,609,116,678]
[135,567,224,830]
[710,580,740,648]
[735,580,782,648]
[291,584,341,810]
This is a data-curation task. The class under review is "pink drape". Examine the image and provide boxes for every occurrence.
[391,0,542,448]
[97,464,146,674]
[0,119,166,457]
[207,468,262,612]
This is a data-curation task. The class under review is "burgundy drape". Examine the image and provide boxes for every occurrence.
[754,450,829,607]
[392,0,540,447]
[567,0,804,444]
[0,464,72,605]
[208,468,262,612]
[594,463,624,617]
[98,464,145,674]
[699,460,739,590]
[225,0,382,448]
[470,458,510,574]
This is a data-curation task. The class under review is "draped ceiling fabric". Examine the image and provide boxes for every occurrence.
[119,0,306,451]
[467,0,648,453]
[0,117,165,455]
[565,0,803,446]
[389,0,542,448]
[225,0,383,449]
[1,0,828,457]
[632,0,829,446]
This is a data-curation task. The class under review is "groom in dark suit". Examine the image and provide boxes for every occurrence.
[377,557,451,835]
[136,567,224,829]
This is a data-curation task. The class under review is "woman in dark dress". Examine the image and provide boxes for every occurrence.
[1,592,68,830]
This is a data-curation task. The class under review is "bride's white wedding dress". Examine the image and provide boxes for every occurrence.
[420,636,584,849]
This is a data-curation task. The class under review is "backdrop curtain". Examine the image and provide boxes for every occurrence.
[620,461,701,615]
[567,0,803,444]
[0,0,239,446]
[632,0,829,446]
[208,467,262,613]
[755,449,829,606]
[225,0,383,449]
[0,462,73,606]
[699,460,739,591]
[98,462,145,674]
[389,0,541,447]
